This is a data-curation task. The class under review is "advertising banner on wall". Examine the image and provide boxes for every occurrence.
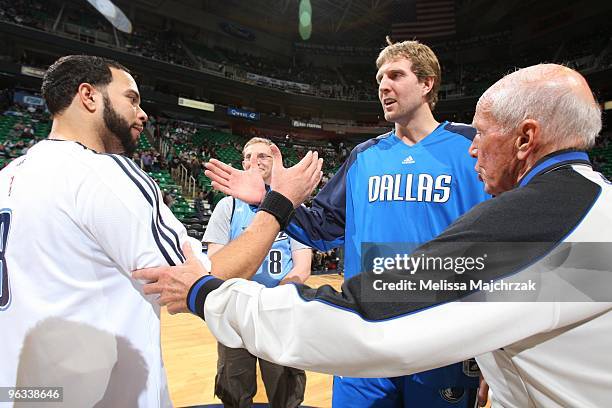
[178,97,215,112]
[227,107,260,121]
[13,91,45,107]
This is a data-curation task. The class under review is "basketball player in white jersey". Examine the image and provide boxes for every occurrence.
[0,55,322,407]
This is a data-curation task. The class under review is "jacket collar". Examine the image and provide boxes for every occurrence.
[518,149,591,188]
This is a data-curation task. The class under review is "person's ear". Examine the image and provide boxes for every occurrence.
[77,83,98,113]
[516,119,539,161]
[421,76,435,98]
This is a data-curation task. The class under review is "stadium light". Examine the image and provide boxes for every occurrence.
[86,0,133,34]
[299,0,312,40]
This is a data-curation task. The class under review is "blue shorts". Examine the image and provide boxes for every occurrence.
[332,363,479,408]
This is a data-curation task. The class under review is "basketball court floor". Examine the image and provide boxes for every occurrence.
[161,274,344,407]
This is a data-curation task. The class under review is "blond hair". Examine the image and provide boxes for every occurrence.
[376,37,441,110]
[242,137,275,156]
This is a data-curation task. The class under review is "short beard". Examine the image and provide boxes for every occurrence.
[102,93,137,157]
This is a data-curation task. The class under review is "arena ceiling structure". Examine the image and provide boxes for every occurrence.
[116,0,394,46]
[110,0,611,51]
[203,0,397,46]
[1,0,610,127]
[110,0,523,47]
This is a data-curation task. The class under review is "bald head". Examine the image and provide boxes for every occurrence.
[477,63,601,150]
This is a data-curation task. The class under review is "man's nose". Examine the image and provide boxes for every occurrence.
[469,134,481,159]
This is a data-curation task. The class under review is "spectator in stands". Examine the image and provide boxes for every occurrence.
[141,150,153,172]
[204,189,215,207]
[15,140,28,155]
[163,191,175,208]
[190,157,202,179]
[152,152,161,172]
[132,151,141,167]
[20,125,34,139]
[193,190,206,217]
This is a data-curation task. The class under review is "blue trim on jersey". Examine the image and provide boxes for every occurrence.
[106,155,182,266]
[519,151,590,187]
[119,156,185,262]
[188,275,216,313]
[442,122,477,141]
[291,283,456,323]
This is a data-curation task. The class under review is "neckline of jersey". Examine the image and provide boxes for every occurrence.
[391,121,447,148]
[44,138,100,153]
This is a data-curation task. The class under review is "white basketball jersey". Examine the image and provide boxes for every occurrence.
[0,139,204,407]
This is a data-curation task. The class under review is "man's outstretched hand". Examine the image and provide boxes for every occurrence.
[204,145,323,208]
[269,145,323,207]
[133,242,207,314]
[204,154,265,205]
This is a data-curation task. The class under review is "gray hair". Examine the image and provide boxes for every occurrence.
[477,64,601,149]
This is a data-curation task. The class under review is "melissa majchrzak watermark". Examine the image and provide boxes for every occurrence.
[359,242,612,303]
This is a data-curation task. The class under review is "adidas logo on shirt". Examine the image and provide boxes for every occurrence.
[402,155,415,164]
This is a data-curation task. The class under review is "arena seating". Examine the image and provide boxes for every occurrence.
[3,0,611,104]
[589,132,612,177]
[135,135,210,240]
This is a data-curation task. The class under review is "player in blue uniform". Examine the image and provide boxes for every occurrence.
[283,39,490,407]
[203,39,490,407]
[288,124,487,407]
[203,137,311,407]
[287,123,489,281]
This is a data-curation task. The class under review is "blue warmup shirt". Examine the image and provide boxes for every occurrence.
[286,122,490,401]
[230,198,295,288]
[287,121,490,279]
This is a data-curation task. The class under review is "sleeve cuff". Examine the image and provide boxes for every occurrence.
[187,275,224,320]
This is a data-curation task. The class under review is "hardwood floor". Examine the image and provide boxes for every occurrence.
[161,274,344,407]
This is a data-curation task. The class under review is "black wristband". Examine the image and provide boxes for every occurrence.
[257,190,295,229]
[187,275,224,320]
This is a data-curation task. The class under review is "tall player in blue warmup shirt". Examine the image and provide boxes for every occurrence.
[204,137,311,408]
[205,39,490,407]
[287,39,490,408]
